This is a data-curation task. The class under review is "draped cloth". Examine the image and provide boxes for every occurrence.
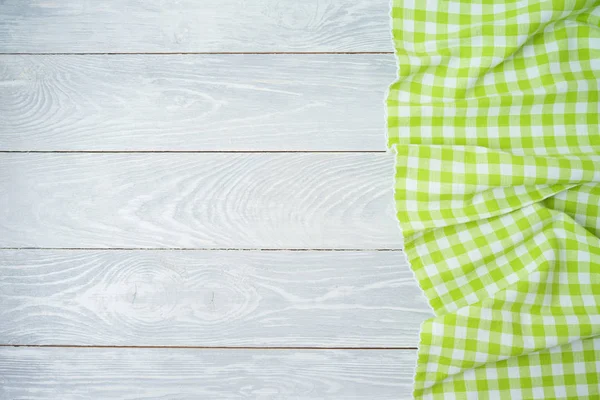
[386,1,600,398]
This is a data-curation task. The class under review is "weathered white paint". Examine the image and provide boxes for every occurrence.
[0,249,430,347]
[0,347,417,399]
[0,2,416,397]
[0,153,401,249]
[0,54,395,151]
[0,0,391,53]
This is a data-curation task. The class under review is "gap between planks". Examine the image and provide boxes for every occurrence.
[0,52,394,55]
[0,151,387,154]
[1,345,417,350]
[0,248,402,251]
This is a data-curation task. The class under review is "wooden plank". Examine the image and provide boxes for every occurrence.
[0,153,401,249]
[0,250,430,347]
[0,54,394,151]
[0,347,416,399]
[0,0,391,53]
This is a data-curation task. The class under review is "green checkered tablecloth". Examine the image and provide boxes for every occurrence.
[386,0,600,398]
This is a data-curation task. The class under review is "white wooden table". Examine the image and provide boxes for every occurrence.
[0,1,432,398]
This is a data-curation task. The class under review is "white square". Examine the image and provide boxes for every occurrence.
[549,62,562,75]
[452,348,465,361]
[522,335,536,349]
[575,384,589,397]
[465,126,478,138]
[486,282,500,296]
[455,325,467,339]
[405,177,419,190]
[466,103,479,117]
[573,360,586,375]
[500,309,513,322]
[458,230,471,242]
[500,333,513,347]
[492,4,506,14]
[405,200,419,212]
[487,390,502,400]
[474,351,488,363]
[421,105,434,117]
[483,73,497,87]
[421,73,435,86]
[437,235,451,250]
[455,275,469,288]
[581,295,595,304]
[530,104,543,114]
[517,35,529,46]
[529,364,543,377]
[532,387,545,399]
[524,292,538,305]
[547,166,560,179]
[479,307,492,321]
[430,158,442,171]
[464,292,479,304]
[444,126,455,136]
[565,315,579,325]
[470,4,482,14]
[424,21,437,35]
[447,1,461,13]
[523,164,537,177]
[436,283,449,296]
[443,393,457,400]
[516,13,530,25]
[453,161,466,174]
[522,45,537,59]
[429,343,442,356]
[486,368,498,380]
[570,60,583,73]
[420,125,433,138]
[530,126,544,137]
[540,10,554,23]
[504,69,518,83]
[467,248,483,262]
[560,294,572,307]
[424,263,439,277]
[500,163,513,176]
[443,76,459,89]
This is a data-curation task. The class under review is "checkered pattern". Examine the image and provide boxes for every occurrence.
[387,0,600,398]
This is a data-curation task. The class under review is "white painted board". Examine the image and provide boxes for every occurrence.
[0,153,401,249]
[0,249,430,347]
[0,0,392,53]
[0,347,417,399]
[0,54,395,151]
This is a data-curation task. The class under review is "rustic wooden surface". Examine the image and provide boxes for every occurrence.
[0,0,424,398]
[0,54,395,151]
[0,250,430,347]
[0,0,391,53]
[0,153,400,249]
[0,347,417,399]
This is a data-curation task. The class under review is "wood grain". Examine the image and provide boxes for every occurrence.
[0,54,394,151]
[0,347,416,399]
[0,0,391,53]
[0,250,430,347]
[0,153,401,249]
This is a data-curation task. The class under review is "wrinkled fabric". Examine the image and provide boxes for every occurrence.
[387,1,600,398]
